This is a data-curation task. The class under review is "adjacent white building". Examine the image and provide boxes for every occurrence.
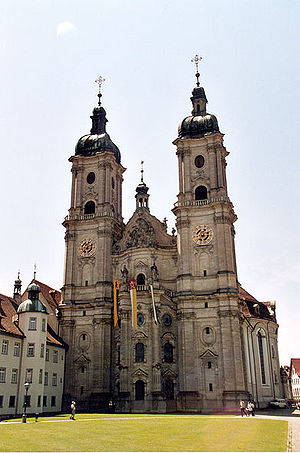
[0,278,66,419]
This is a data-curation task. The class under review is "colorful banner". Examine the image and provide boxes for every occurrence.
[148,277,159,324]
[113,280,120,327]
[129,279,137,328]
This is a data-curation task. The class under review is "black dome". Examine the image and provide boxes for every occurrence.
[178,114,219,139]
[75,104,121,164]
[75,132,121,163]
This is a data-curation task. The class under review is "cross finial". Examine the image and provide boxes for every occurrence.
[95,75,106,106]
[191,54,202,87]
[33,263,37,281]
[141,160,144,183]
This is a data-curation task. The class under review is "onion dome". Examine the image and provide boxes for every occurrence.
[17,281,47,314]
[75,84,121,164]
[178,84,219,139]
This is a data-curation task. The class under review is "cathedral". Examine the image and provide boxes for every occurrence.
[59,66,282,413]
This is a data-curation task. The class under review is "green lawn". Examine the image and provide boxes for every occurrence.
[0,414,288,452]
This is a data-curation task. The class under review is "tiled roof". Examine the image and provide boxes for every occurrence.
[0,293,24,337]
[47,324,67,349]
[291,358,300,377]
[239,287,275,321]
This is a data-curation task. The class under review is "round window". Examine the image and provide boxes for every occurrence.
[194,155,205,168]
[137,313,144,326]
[162,314,172,326]
[87,172,95,184]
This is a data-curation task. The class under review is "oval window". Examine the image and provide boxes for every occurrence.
[194,155,205,168]
[137,313,144,326]
[162,314,172,326]
[87,172,95,184]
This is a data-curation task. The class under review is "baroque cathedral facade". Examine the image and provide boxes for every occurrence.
[60,71,282,413]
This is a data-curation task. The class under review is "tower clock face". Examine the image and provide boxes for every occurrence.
[79,239,96,257]
[192,225,213,245]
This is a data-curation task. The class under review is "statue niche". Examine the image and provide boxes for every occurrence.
[126,218,158,249]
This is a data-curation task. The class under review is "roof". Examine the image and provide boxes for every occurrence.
[0,293,24,337]
[22,280,61,313]
[290,358,300,377]
[0,285,66,347]
[239,287,276,322]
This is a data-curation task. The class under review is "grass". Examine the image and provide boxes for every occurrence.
[0,413,288,452]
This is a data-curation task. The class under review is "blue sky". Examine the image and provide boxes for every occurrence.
[0,0,299,365]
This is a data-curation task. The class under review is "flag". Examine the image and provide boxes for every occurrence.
[148,277,159,324]
[129,279,137,328]
[113,280,120,327]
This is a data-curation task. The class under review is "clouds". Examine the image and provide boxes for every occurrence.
[56,21,77,37]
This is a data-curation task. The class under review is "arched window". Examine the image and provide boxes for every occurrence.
[164,342,173,363]
[135,342,144,362]
[195,185,207,200]
[135,380,145,400]
[257,331,266,384]
[164,379,174,400]
[137,273,146,285]
[84,201,95,214]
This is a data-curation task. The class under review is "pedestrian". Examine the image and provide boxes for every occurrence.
[250,401,255,416]
[240,400,247,417]
[247,401,253,416]
[70,401,76,420]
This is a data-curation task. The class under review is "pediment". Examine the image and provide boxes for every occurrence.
[132,331,148,340]
[199,349,218,358]
[74,354,91,364]
[161,332,176,342]
[132,368,148,378]
[162,368,177,378]
[114,209,176,253]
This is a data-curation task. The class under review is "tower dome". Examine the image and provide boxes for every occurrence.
[17,280,47,314]
[75,82,121,163]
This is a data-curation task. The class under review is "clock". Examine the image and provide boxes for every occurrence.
[192,225,213,245]
[79,239,96,257]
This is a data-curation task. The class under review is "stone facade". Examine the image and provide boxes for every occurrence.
[60,79,283,412]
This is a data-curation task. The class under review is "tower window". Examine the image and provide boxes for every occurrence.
[135,380,145,400]
[204,302,208,308]
[87,172,95,184]
[136,273,146,285]
[112,177,115,189]
[83,311,86,316]
[137,313,145,326]
[84,201,95,214]
[205,327,210,334]
[194,155,205,168]
[209,383,213,392]
[135,343,145,362]
[208,361,212,369]
[195,185,207,200]
[85,280,88,286]
[164,342,173,363]
[203,270,207,277]
[80,386,84,395]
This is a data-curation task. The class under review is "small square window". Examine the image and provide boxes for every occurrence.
[25,369,33,383]
[40,344,45,358]
[51,396,56,407]
[42,319,46,332]
[43,395,47,407]
[53,350,58,363]
[44,372,48,386]
[52,373,57,386]
[46,348,49,361]
[37,395,41,407]
[39,369,43,384]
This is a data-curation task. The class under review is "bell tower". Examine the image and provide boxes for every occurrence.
[172,57,248,411]
[60,78,126,410]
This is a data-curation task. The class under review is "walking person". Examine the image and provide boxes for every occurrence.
[70,401,76,420]
[247,401,253,417]
[240,400,247,417]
